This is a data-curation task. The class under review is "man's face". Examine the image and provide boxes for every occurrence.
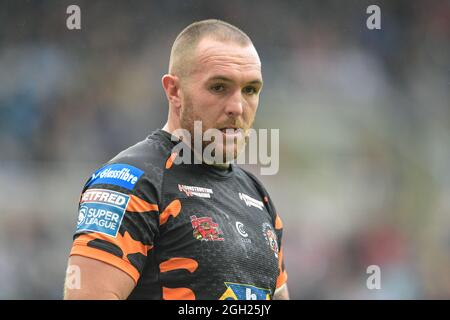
[178,38,263,162]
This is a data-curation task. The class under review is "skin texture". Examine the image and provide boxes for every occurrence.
[64,37,289,300]
[64,255,135,300]
[274,283,290,300]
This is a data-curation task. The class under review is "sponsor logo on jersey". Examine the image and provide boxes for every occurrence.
[235,221,252,244]
[76,189,130,237]
[86,163,144,190]
[178,184,213,198]
[220,283,271,300]
[262,222,279,258]
[239,192,264,211]
[190,215,224,241]
[236,221,248,237]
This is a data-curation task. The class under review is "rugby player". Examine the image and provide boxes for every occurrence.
[64,19,289,300]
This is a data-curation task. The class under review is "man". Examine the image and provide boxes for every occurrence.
[64,19,288,300]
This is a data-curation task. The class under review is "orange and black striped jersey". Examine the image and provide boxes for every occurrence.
[70,129,287,300]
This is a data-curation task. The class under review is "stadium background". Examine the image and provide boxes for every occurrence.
[0,0,449,299]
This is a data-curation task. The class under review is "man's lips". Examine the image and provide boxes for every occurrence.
[219,127,244,138]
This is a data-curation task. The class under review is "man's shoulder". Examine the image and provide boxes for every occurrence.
[234,165,278,217]
[109,132,173,172]
[234,165,267,190]
[84,131,174,191]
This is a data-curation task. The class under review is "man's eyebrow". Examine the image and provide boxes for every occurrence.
[207,76,232,82]
[206,76,263,86]
[247,79,263,86]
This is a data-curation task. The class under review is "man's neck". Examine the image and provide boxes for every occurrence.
[161,123,174,136]
[161,123,231,170]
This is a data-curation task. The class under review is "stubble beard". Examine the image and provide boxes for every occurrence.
[179,96,248,164]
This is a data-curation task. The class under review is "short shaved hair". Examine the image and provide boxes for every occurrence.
[168,19,253,77]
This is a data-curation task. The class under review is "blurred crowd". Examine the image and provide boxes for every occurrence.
[0,0,449,299]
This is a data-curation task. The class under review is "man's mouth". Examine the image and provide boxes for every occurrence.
[219,127,244,138]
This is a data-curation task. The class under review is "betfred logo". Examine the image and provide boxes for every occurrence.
[76,189,130,237]
[220,283,271,300]
[81,189,128,206]
[190,215,224,241]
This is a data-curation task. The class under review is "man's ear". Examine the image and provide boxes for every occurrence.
[162,74,181,109]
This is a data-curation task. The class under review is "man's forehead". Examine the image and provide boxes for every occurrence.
[191,38,262,80]
[195,39,260,66]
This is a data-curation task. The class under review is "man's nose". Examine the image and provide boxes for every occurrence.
[225,90,244,117]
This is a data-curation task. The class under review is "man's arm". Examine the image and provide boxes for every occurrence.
[64,255,135,300]
[273,283,290,300]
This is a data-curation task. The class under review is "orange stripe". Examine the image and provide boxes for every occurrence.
[276,270,288,289]
[278,245,284,270]
[165,152,177,169]
[275,214,283,230]
[276,246,287,288]
[160,199,181,225]
[127,195,159,213]
[162,287,196,300]
[160,258,198,273]
[72,231,152,276]
[70,244,140,283]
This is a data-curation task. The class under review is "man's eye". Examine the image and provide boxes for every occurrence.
[210,84,225,92]
[243,86,258,95]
